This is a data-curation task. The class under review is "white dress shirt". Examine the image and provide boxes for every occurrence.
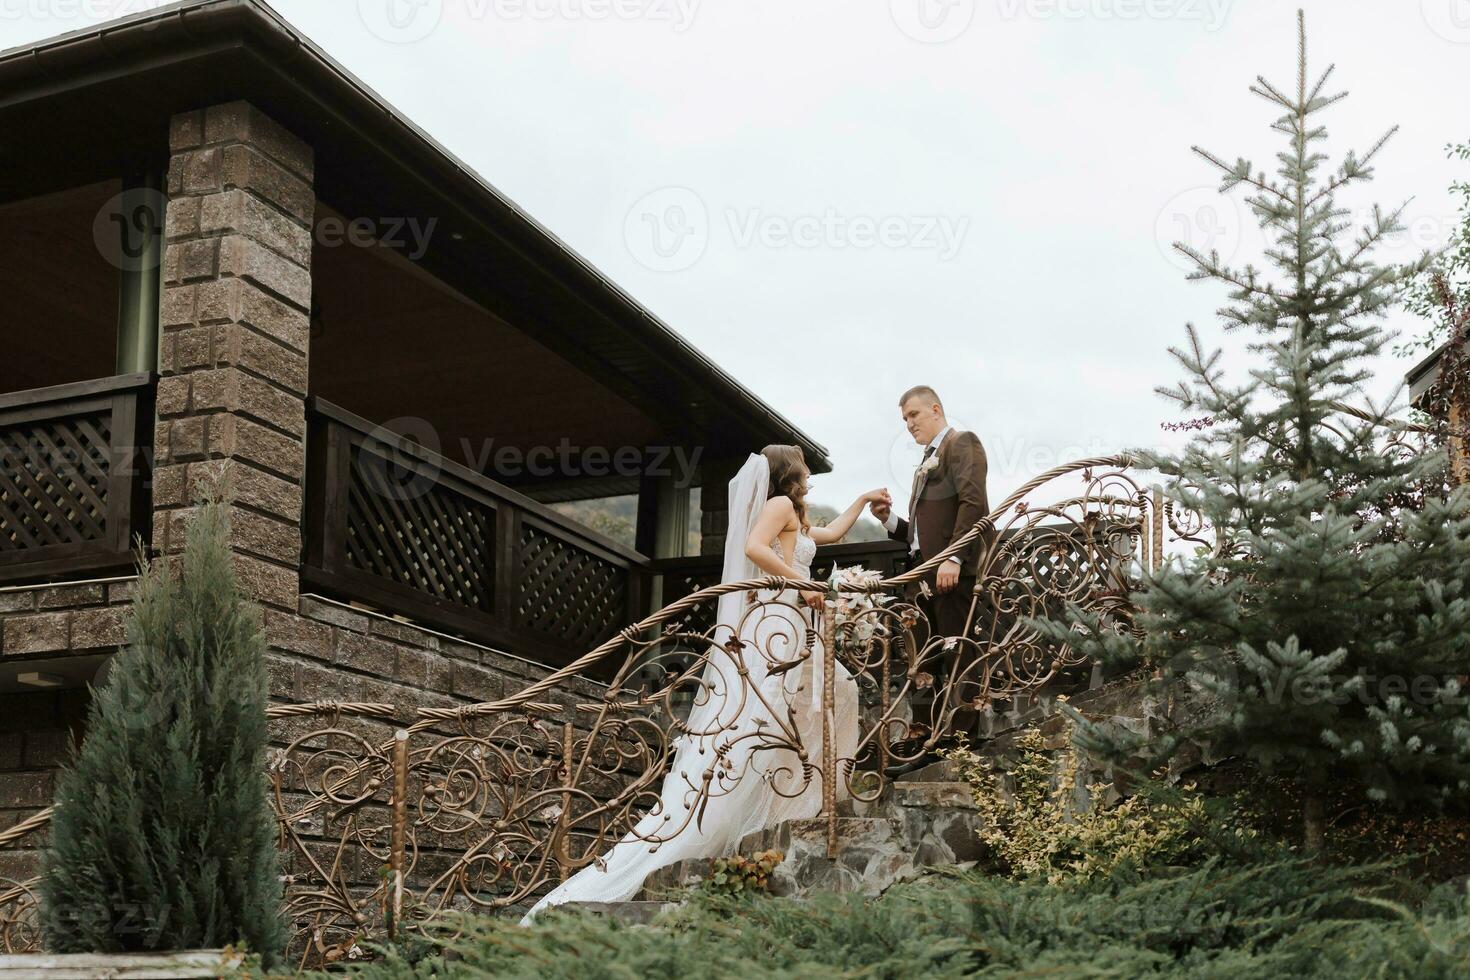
[882,426,962,565]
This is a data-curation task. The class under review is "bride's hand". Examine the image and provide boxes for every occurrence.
[800,590,826,611]
[866,488,892,523]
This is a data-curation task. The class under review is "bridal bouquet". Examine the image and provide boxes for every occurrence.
[825,564,892,660]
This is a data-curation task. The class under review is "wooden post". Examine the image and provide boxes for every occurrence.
[1137,491,1151,574]
[555,722,576,881]
[388,729,408,941]
[878,637,891,775]
[1151,487,1165,570]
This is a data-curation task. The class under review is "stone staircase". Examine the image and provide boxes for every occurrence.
[562,761,984,922]
[555,675,1166,922]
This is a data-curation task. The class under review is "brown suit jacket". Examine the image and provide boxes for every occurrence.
[890,429,994,576]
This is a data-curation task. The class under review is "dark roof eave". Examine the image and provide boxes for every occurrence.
[1406,341,1450,409]
[0,0,832,473]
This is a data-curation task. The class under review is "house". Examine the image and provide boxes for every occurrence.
[0,0,906,860]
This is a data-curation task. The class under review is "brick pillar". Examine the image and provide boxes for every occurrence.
[152,101,315,612]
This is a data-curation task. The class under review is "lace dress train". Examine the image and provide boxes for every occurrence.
[523,532,858,919]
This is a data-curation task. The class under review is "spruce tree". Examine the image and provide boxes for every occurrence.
[1049,12,1470,852]
[41,490,285,962]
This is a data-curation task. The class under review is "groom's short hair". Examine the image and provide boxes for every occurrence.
[899,385,943,410]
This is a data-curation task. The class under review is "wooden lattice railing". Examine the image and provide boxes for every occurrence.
[0,374,155,584]
[302,398,648,669]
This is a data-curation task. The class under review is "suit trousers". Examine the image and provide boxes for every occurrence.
[904,557,981,741]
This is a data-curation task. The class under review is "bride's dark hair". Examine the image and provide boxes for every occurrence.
[761,444,810,532]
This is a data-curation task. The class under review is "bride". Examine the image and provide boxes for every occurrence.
[524,445,887,919]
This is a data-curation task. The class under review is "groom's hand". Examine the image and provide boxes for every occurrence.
[868,493,892,523]
[936,561,960,594]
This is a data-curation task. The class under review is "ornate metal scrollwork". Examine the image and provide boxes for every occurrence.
[0,453,1203,969]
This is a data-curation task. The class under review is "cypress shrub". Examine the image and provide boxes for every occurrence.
[40,492,285,963]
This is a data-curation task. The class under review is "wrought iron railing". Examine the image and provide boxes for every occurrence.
[266,454,1162,965]
[0,453,1184,968]
[652,539,911,639]
[0,374,155,584]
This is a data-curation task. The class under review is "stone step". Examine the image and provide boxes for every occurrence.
[629,784,989,903]
[895,758,962,783]
[892,780,976,809]
[740,816,911,898]
[561,900,679,925]
[638,857,713,899]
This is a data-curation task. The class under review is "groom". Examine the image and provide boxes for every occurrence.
[869,385,994,640]
[869,386,994,763]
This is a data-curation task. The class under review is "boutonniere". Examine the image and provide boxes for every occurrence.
[917,454,940,477]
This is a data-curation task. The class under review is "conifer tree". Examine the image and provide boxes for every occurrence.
[41,490,285,962]
[1049,12,1470,852]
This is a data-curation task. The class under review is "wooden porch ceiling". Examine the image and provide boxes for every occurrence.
[311,204,666,490]
[0,0,832,481]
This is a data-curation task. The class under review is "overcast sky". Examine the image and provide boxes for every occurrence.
[4,0,1465,514]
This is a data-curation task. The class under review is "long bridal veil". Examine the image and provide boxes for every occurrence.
[524,453,848,920]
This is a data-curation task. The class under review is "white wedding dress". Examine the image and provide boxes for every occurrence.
[524,456,860,920]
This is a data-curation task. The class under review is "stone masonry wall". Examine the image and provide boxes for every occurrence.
[0,101,617,897]
[0,579,135,882]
